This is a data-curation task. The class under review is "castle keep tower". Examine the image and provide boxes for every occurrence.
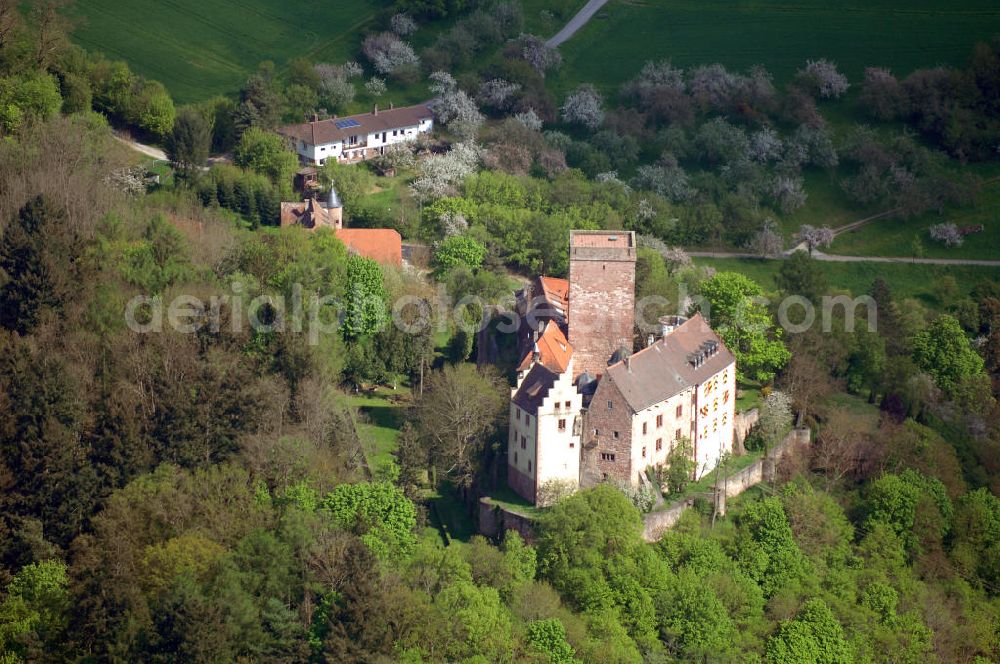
[567,230,636,379]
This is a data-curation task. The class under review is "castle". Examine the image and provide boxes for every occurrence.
[508,230,736,505]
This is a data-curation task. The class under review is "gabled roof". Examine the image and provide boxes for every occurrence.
[602,313,735,413]
[538,276,569,314]
[277,104,433,146]
[280,198,337,229]
[513,362,559,414]
[518,320,573,374]
[336,228,402,265]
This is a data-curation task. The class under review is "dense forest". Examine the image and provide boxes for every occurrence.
[2,0,1000,662]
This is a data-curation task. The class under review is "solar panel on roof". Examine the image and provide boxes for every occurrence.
[334,118,360,129]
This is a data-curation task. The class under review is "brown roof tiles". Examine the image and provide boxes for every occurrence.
[277,104,433,146]
[603,313,735,412]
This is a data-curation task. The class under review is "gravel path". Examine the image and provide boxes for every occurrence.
[114,134,168,161]
[546,0,611,47]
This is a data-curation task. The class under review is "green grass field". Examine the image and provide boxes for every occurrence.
[347,385,409,477]
[830,173,1000,261]
[695,256,1000,304]
[548,0,1000,96]
[70,0,379,103]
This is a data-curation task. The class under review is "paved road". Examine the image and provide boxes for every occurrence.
[546,0,611,47]
[114,134,168,161]
[689,250,1000,267]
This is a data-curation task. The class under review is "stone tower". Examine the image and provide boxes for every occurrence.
[567,230,636,379]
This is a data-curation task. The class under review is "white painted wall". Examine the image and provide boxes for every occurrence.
[295,117,434,165]
[692,363,737,478]
[534,362,582,490]
[628,388,696,482]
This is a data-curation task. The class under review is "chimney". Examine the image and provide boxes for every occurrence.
[532,342,540,363]
[373,103,378,115]
[389,100,394,109]
[625,355,632,373]
[312,112,319,122]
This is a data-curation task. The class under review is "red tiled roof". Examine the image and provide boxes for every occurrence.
[539,276,569,313]
[336,228,402,265]
[277,104,433,146]
[518,320,573,374]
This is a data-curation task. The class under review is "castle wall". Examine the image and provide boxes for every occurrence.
[580,378,634,487]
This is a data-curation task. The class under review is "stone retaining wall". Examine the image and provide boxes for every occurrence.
[640,427,811,542]
[479,427,811,545]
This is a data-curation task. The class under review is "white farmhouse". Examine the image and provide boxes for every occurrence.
[277,103,433,165]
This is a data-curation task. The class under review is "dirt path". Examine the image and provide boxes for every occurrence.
[546,0,611,47]
[114,134,168,161]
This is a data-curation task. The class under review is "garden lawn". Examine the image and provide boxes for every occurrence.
[70,0,379,103]
[547,0,1000,97]
[347,384,408,477]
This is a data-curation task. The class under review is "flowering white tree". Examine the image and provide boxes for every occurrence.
[770,175,808,213]
[747,127,783,163]
[632,163,696,203]
[342,61,364,78]
[797,59,849,99]
[314,63,357,108]
[689,63,738,110]
[362,33,420,75]
[517,34,562,76]
[747,219,784,257]
[105,166,146,196]
[929,222,964,247]
[636,198,656,223]
[389,13,417,36]
[429,70,457,96]
[797,224,835,254]
[429,73,484,140]
[560,84,604,130]
[639,235,692,272]
[477,78,521,110]
[439,211,469,237]
[365,76,386,98]
[758,390,794,447]
[789,124,839,169]
[513,108,542,131]
[372,142,416,172]
[409,142,482,203]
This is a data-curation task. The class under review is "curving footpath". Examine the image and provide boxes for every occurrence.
[546,0,611,48]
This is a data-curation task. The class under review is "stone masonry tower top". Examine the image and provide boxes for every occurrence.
[567,230,637,379]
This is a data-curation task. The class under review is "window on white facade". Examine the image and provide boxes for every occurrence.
[558,419,566,432]
[642,446,647,458]
[656,438,662,451]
